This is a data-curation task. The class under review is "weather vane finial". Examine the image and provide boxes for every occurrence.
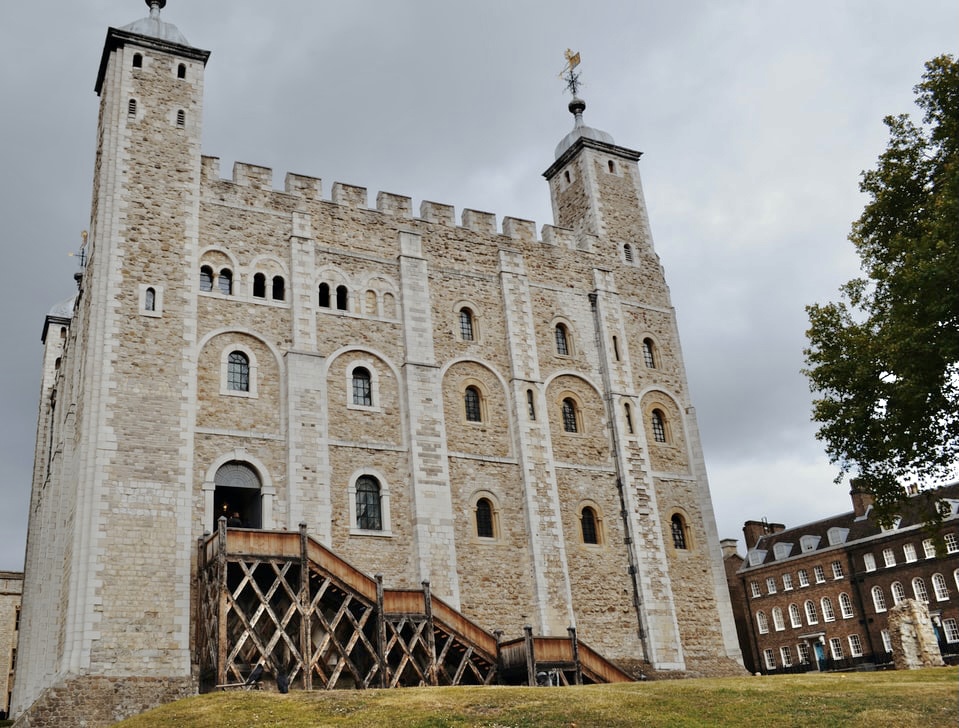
[560,49,582,97]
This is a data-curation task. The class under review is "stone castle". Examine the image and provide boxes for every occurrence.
[14,1,742,723]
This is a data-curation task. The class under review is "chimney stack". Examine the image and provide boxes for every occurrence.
[849,479,875,518]
[742,519,786,550]
[720,538,740,559]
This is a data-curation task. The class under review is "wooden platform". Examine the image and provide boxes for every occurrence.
[195,521,634,691]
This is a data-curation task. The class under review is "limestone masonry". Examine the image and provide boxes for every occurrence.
[14,2,743,724]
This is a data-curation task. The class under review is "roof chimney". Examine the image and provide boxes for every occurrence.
[720,538,740,559]
[742,519,786,549]
[849,479,875,518]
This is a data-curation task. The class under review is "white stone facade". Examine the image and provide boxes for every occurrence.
[0,572,22,719]
[14,7,742,725]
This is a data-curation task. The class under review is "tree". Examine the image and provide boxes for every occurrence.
[804,55,959,524]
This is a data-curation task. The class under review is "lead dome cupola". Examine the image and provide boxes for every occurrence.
[553,97,615,160]
[121,0,192,47]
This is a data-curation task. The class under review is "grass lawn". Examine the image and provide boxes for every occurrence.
[115,667,958,728]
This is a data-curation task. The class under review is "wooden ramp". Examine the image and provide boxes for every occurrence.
[195,522,633,691]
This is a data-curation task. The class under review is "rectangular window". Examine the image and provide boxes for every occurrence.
[829,638,844,660]
[848,634,863,658]
[883,548,896,567]
[903,543,917,563]
[797,642,810,664]
[750,581,761,598]
[944,533,957,554]
[863,553,876,572]
[780,646,792,667]
[831,561,844,579]
[814,565,826,583]
[782,573,793,591]
[766,577,777,594]
[943,618,959,643]
[922,539,936,559]
[798,569,809,587]
[763,649,776,671]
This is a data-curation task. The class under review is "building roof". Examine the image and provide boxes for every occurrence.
[121,0,191,47]
[739,481,959,573]
[554,97,616,160]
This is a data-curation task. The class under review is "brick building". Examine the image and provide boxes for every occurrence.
[13,2,743,724]
[725,483,959,674]
[0,572,22,720]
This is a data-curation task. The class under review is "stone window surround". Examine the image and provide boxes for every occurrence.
[219,343,258,398]
[577,500,605,547]
[557,391,584,435]
[346,359,382,413]
[138,283,163,318]
[469,490,501,542]
[453,300,482,343]
[347,469,393,537]
[668,509,692,551]
[460,378,490,425]
[201,449,276,531]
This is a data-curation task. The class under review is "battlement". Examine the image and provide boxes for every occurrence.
[200,155,593,250]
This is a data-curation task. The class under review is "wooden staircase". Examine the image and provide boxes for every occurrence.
[195,522,633,691]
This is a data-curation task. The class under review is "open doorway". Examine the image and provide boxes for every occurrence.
[213,461,262,530]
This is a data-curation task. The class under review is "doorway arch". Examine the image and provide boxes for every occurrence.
[213,461,263,529]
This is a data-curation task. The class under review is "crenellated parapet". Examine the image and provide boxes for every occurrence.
[199,155,594,248]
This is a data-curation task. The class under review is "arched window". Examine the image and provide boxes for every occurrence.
[177,63,186,79]
[352,367,372,406]
[336,284,348,310]
[651,409,667,443]
[624,402,634,433]
[128,98,137,118]
[272,276,285,301]
[476,498,494,538]
[227,352,250,392]
[526,389,536,420]
[464,386,482,422]
[612,335,620,360]
[756,611,769,634]
[318,282,330,307]
[355,476,382,531]
[670,514,687,549]
[839,592,854,618]
[624,244,633,263]
[642,338,656,368]
[176,109,186,127]
[954,568,959,592]
[561,397,578,433]
[144,287,156,312]
[821,597,835,622]
[200,265,213,291]
[772,607,785,631]
[133,53,143,68]
[891,581,906,605]
[365,290,377,314]
[459,308,474,341]
[804,600,818,625]
[932,573,949,601]
[218,269,233,295]
[871,586,886,612]
[555,323,570,356]
[789,603,802,628]
[253,273,266,298]
[581,506,599,544]
[912,577,928,602]
[608,160,616,173]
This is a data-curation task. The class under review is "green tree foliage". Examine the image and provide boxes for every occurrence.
[804,55,959,522]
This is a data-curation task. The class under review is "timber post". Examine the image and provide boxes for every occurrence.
[493,629,504,685]
[376,574,388,688]
[299,522,312,690]
[216,516,229,686]
[568,626,582,685]
[194,534,205,669]
[422,580,439,685]
[524,625,535,686]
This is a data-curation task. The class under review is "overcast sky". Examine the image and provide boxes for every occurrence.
[0,1,955,572]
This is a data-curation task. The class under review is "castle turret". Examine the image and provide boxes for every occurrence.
[13,1,210,720]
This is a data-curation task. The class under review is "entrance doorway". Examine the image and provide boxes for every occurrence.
[213,461,262,530]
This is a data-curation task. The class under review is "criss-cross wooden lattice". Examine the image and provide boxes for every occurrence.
[196,523,628,693]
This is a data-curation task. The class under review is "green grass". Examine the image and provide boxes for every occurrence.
[115,667,958,728]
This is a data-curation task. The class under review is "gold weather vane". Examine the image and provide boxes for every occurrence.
[560,49,582,97]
